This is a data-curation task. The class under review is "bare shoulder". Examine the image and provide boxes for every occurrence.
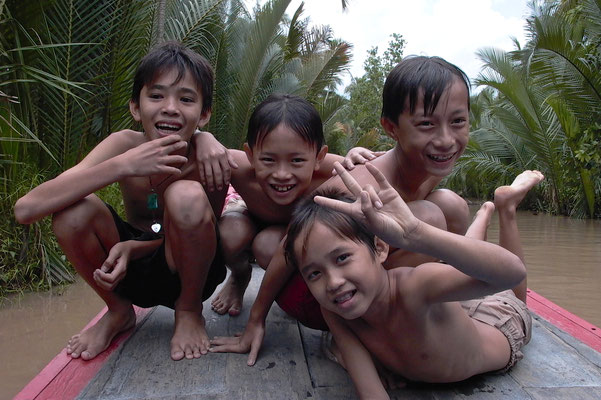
[229,150,254,188]
[66,129,144,172]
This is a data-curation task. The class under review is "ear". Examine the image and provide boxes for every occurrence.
[374,236,389,263]
[314,145,328,171]
[129,99,141,122]
[243,143,254,166]
[197,110,212,129]
[380,117,397,140]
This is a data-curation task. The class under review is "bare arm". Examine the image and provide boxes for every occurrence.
[193,130,239,192]
[94,238,163,291]
[210,239,295,365]
[323,309,389,400]
[315,162,526,303]
[14,132,187,224]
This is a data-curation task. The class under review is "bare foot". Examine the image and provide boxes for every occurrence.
[494,170,544,210]
[210,269,251,316]
[465,201,495,241]
[66,307,136,360]
[171,310,210,360]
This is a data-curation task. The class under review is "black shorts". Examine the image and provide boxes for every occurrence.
[106,204,226,309]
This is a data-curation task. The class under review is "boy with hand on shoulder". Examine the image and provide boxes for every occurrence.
[285,162,542,399]
[14,42,227,362]
[194,94,380,318]
[209,56,473,364]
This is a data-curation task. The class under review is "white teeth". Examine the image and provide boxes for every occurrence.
[156,123,180,131]
[429,154,453,162]
[334,291,354,304]
[272,185,294,192]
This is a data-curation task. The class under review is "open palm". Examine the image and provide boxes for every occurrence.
[314,162,420,249]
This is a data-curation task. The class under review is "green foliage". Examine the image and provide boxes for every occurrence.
[337,33,405,153]
[451,0,601,218]
[1,0,353,294]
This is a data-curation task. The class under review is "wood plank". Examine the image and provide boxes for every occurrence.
[511,318,601,388]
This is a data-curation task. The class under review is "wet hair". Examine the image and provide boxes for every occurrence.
[284,188,377,270]
[246,94,324,153]
[381,56,470,123]
[131,41,214,115]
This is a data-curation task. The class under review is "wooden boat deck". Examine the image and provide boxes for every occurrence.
[17,267,601,400]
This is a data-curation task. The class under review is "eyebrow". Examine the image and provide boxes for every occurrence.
[149,84,199,97]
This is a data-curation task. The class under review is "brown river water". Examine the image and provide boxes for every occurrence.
[1,209,600,399]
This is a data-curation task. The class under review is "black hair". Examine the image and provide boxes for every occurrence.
[284,188,377,270]
[381,56,470,123]
[131,41,214,115]
[246,94,324,153]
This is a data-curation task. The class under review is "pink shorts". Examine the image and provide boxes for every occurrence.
[461,290,532,372]
[275,272,328,331]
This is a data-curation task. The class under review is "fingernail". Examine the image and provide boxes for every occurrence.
[375,201,383,208]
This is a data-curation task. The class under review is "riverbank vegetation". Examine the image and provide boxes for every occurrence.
[1,0,599,294]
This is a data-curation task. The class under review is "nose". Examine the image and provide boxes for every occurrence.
[326,271,345,293]
[433,125,454,150]
[273,163,292,180]
[162,96,179,115]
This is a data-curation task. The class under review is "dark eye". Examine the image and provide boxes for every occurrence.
[260,157,274,163]
[149,93,162,99]
[292,158,306,163]
[452,118,467,125]
[336,253,350,263]
[307,270,321,281]
[418,120,433,127]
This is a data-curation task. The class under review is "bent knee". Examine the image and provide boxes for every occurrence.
[164,180,213,229]
[427,189,469,235]
[408,200,447,231]
[52,195,106,239]
[219,213,256,254]
[252,227,285,268]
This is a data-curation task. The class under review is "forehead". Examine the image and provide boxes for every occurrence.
[147,67,199,92]
[256,123,317,154]
[294,222,348,266]
[403,78,469,117]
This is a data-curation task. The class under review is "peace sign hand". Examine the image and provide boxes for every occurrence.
[314,162,421,249]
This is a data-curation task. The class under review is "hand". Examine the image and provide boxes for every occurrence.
[210,318,265,366]
[315,162,420,249]
[194,130,239,191]
[93,241,132,291]
[337,147,386,172]
[123,135,188,177]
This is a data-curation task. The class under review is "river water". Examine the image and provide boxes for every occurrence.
[1,209,600,399]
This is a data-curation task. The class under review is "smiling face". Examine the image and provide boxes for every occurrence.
[244,123,327,206]
[382,78,469,179]
[296,222,388,320]
[129,67,210,144]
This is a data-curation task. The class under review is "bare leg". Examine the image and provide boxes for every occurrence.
[494,170,544,303]
[426,188,470,235]
[211,211,255,316]
[252,225,286,270]
[164,181,216,360]
[465,201,495,241]
[52,195,136,360]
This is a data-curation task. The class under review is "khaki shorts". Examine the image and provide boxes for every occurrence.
[460,290,532,372]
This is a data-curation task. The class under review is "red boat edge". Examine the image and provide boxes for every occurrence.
[14,290,601,400]
[14,306,150,400]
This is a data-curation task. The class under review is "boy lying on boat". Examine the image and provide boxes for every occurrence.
[283,162,543,399]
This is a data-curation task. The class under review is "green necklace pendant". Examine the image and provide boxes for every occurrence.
[147,192,159,210]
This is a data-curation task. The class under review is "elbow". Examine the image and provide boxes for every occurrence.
[14,198,36,225]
